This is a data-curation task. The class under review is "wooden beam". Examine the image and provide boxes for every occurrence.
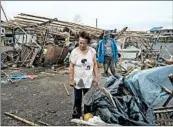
[19,13,103,31]
[14,18,101,33]
[4,21,101,37]
[63,83,70,96]
[15,16,46,23]
[4,112,39,126]
[1,5,8,21]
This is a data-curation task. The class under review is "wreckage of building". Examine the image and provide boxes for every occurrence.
[150,27,173,43]
[1,13,173,126]
[1,13,104,68]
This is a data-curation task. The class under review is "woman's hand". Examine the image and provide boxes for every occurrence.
[93,55,99,87]
[69,62,75,87]
[93,77,99,87]
[69,80,75,87]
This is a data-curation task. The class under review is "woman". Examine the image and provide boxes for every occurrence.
[69,31,99,119]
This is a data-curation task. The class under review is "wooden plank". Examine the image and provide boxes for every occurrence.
[115,27,128,40]
[37,120,50,126]
[9,16,102,36]
[28,48,38,67]
[20,46,27,60]
[21,47,29,61]
[14,18,101,34]
[21,48,34,66]
[14,18,78,31]
[19,13,103,31]
[1,70,14,83]
[23,48,31,60]
[13,19,101,36]
[17,59,31,63]
[4,112,39,126]
[63,83,70,96]
[15,16,48,24]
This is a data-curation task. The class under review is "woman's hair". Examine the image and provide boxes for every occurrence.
[78,31,91,44]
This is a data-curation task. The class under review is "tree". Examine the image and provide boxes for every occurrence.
[73,14,83,24]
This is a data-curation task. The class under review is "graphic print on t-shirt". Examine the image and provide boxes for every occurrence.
[105,41,111,47]
[81,58,91,70]
[105,41,113,56]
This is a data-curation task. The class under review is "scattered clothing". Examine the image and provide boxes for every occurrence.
[11,74,27,79]
[11,74,37,80]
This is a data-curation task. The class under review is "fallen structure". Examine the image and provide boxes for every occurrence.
[1,13,103,68]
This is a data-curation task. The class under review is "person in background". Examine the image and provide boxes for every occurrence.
[97,30,118,77]
[69,31,99,119]
[40,45,48,66]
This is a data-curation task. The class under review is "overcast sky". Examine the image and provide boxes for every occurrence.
[1,1,173,31]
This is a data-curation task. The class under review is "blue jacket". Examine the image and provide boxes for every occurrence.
[97,37,118,63]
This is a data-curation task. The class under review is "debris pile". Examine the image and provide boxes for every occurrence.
[1,13,103,68]
[115,30,173,76]
[15,44,40,67]
[71,65,173,126]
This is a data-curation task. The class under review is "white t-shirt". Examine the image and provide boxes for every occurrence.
[70,47,96,89]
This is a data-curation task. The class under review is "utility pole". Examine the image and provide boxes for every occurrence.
[96,18,98,28]
[95,18,98,35]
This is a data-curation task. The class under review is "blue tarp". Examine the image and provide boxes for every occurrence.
[124,65,173,107]
[11,74,27,79]
[84,65,173,125]
[150,27,162,32]
[84,76,156,125]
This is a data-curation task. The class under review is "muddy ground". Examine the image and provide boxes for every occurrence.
[1,67,105,126]
[1,66,173,126]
